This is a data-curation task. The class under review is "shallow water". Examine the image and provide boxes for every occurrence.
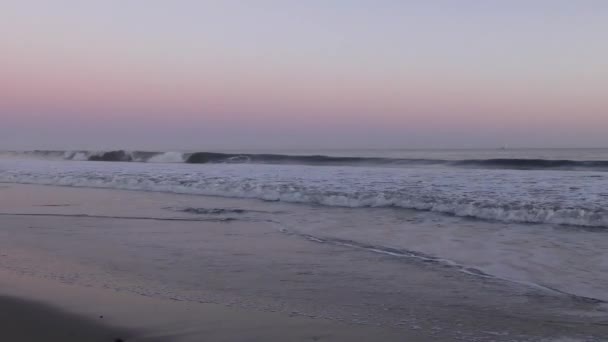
[0,174,607,303]
[1,184,607,340]
[1,150,608,302]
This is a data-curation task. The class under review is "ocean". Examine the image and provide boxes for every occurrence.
[1,148,608,340]
[1,148,607,228]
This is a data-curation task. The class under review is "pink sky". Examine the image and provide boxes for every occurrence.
[1,1,607,149]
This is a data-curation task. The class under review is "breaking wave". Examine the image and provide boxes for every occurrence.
[2,150,608,171]
[1,161,607,228]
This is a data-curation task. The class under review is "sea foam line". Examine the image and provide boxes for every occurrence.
[277,227,605,304]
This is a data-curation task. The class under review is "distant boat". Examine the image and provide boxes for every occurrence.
[500,144,508,150]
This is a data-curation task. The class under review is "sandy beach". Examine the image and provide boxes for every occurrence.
[1,184,607,341]
[0,295,134,342]
[0,268,412,342]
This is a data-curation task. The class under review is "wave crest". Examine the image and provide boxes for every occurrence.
[2,150,608,171]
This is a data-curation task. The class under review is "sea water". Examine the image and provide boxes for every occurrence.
[1,148,607,302]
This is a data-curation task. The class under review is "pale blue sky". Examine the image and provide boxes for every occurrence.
[1,1,607,149]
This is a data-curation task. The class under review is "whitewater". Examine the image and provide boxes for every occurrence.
[1,149,608,302]
[0,156,607,228]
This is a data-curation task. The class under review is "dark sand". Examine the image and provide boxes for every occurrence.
[0,296,133,342]
[0,269,412,342]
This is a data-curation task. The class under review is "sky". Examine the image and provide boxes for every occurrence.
[1,0,607,150]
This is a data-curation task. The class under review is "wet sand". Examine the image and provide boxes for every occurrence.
[0,295,133,342]
[1,184,607,341]
[0,269,411,342]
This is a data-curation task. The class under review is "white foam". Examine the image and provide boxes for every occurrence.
[147,152,185,163]
[2,159,608,302]
[0,159,607,228]
[65,151,92,161]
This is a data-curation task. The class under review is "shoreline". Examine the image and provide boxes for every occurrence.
[1,184,607,341]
